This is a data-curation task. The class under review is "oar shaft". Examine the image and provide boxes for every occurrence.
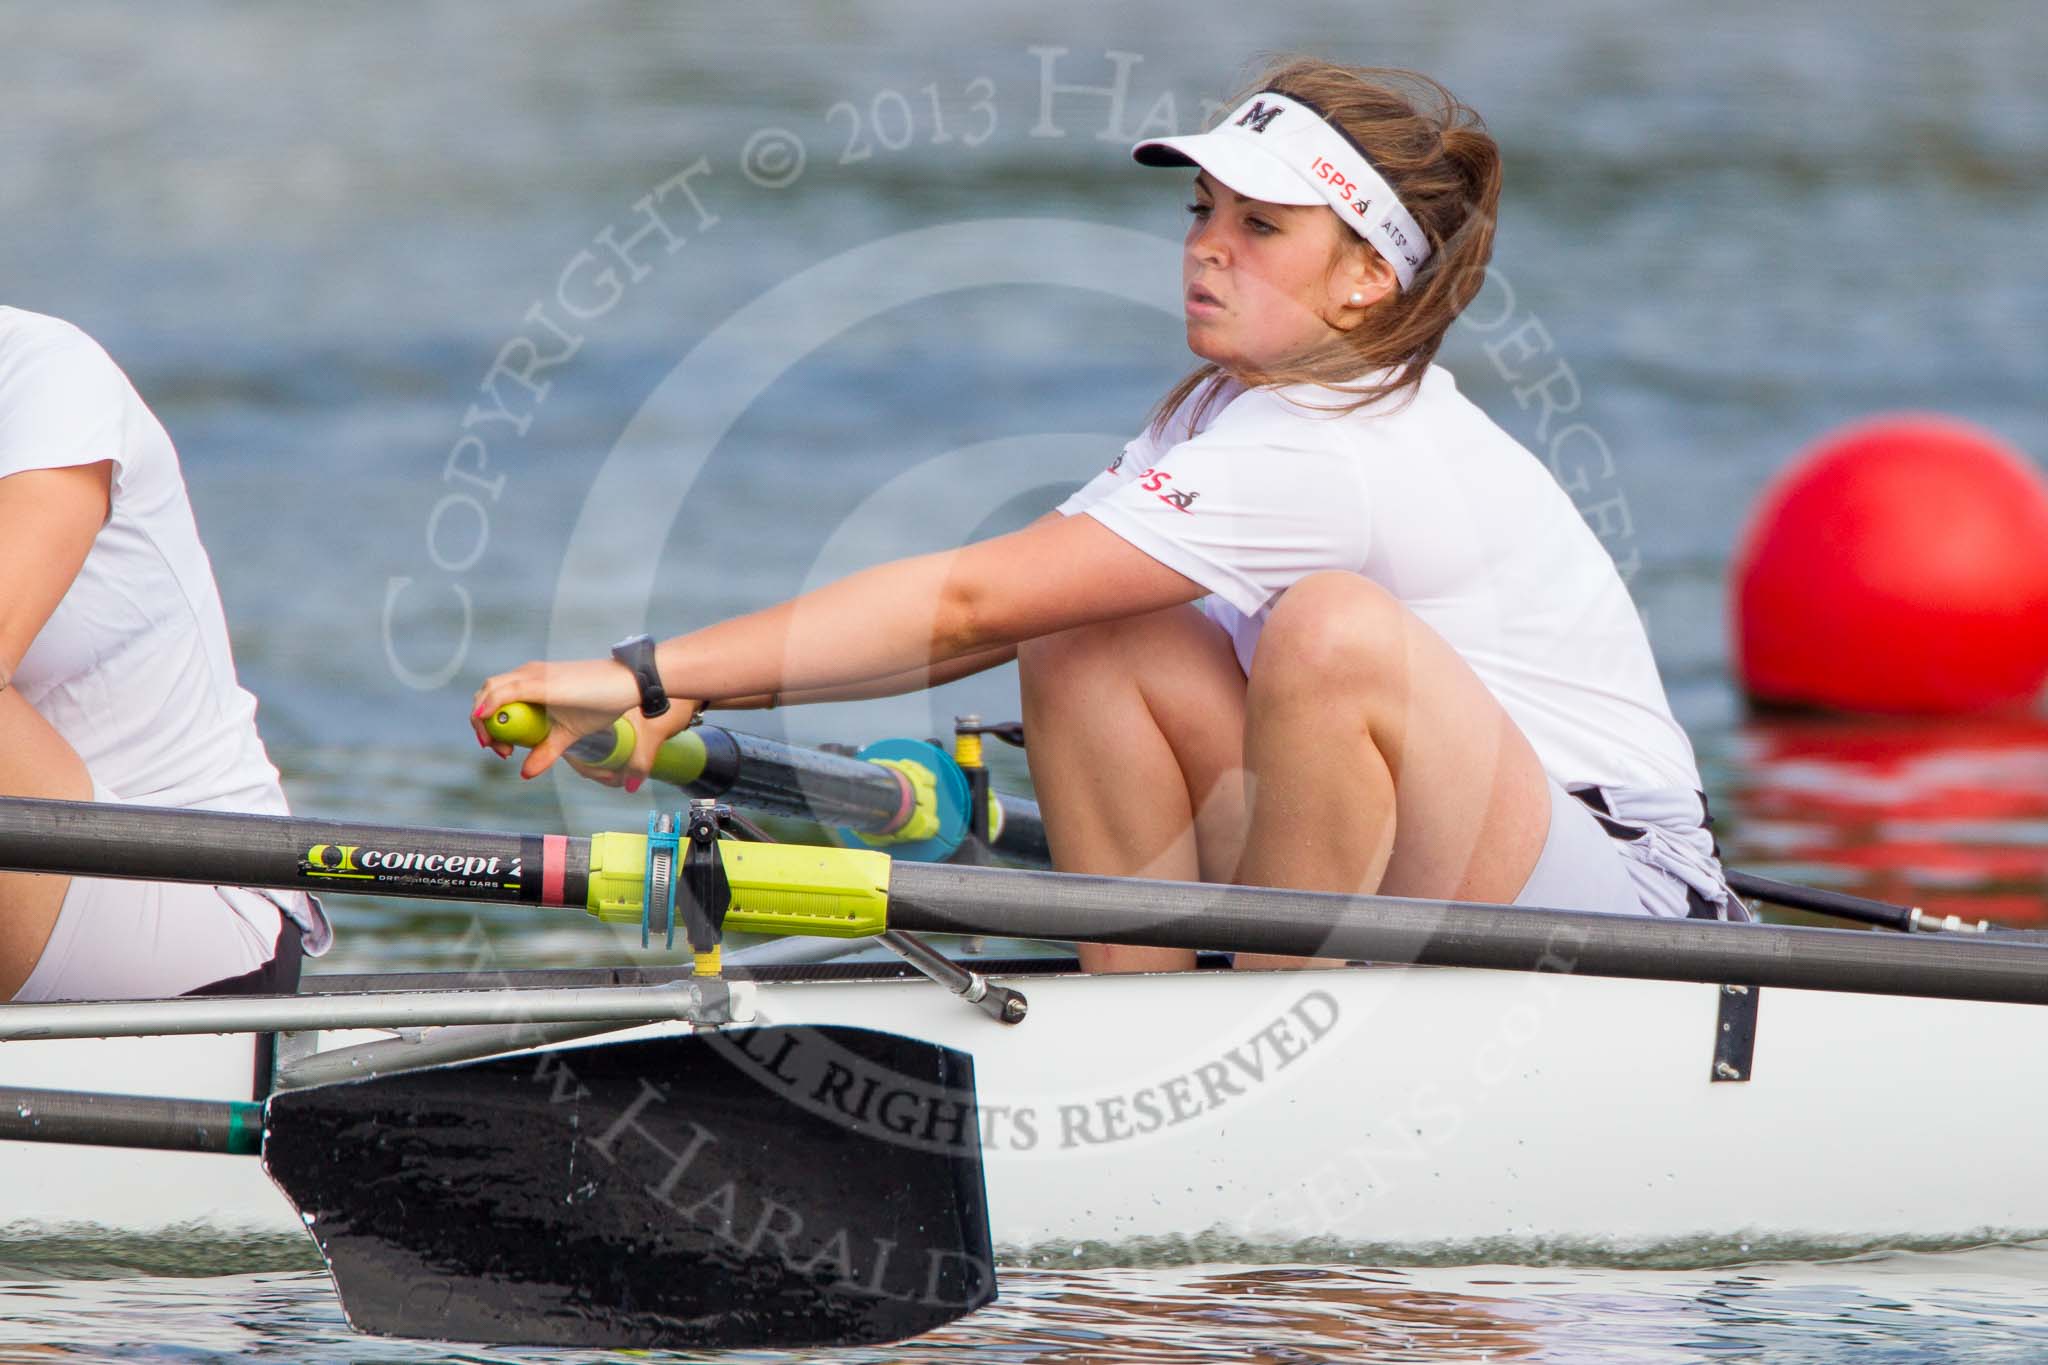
[12,794,2044,1007]
[0,796,896,942]
[671,724,915,828]
[0,795,591,908]
[885,862,2048,1008]
[0,1086,261,1155]
[1724,870,1987,933]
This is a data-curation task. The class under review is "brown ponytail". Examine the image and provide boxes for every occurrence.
[1149,59,1503,439]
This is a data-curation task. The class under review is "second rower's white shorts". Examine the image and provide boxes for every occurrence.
[10,875,283,1003]
[1516,779,1690,918]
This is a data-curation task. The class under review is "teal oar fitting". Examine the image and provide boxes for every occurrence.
[837,738,971,862]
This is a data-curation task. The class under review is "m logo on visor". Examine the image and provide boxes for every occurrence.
[1235,100,1284,133]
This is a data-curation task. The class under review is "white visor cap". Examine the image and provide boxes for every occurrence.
[1134,91,1432,291]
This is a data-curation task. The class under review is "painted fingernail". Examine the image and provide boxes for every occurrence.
[625,777,643,795]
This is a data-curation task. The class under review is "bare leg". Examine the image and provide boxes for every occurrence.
[1234,573,1551,968]
[1018,604,1251,973]
[0,691,91,998]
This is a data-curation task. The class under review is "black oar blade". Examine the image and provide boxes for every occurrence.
[263,1027,994,1351]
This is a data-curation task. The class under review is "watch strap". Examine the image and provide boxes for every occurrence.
[608,633,671,719]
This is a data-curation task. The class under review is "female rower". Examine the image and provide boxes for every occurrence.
[0,307,330,1000]
[472,59,1739,971]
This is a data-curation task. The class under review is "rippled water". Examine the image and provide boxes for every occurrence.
[9,1248,2048,1362]
[4,0,2046,1358]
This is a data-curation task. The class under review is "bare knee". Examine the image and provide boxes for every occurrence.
[1019,608,1204,697]
[1247,572,1405,701]
[1018,619,1115,676]
[1019,622,1116,711]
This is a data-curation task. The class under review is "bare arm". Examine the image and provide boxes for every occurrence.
[474,512,1204,778]
[707,644,1018,711]
[648,515,1200,701]
[0,463,111,797]
[704,512,1044,709]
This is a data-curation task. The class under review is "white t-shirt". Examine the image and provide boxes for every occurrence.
[0,307,328,951]
[1058,365,1702,794]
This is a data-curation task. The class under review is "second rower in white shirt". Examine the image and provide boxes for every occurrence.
[469,57,1736,973]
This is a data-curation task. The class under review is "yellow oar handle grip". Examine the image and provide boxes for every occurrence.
[483,700,571,750]
[483,701,708,786]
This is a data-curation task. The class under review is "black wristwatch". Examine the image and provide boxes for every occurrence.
[608,633,671,719]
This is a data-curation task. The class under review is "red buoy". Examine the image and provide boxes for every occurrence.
[1733,415,2048,715]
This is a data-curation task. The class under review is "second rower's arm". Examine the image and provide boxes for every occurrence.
[706,643,1020,712]
[0,462,114,995]
[473,512,1204,779]
[0,463,111,798]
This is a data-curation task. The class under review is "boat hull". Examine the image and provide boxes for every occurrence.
[4,962,2045,1263]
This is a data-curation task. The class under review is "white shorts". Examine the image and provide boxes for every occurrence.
[10,876,284,1003]
[1514,779,1697,918]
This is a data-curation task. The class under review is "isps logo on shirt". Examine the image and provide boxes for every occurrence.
[1138,467,1198,514]
[1102,451,1198,513]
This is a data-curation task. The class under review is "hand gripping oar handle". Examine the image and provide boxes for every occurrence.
[485,702,910,830]
[484,702,1049,863]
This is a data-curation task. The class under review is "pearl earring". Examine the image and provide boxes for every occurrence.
[1348,291,1365,306]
